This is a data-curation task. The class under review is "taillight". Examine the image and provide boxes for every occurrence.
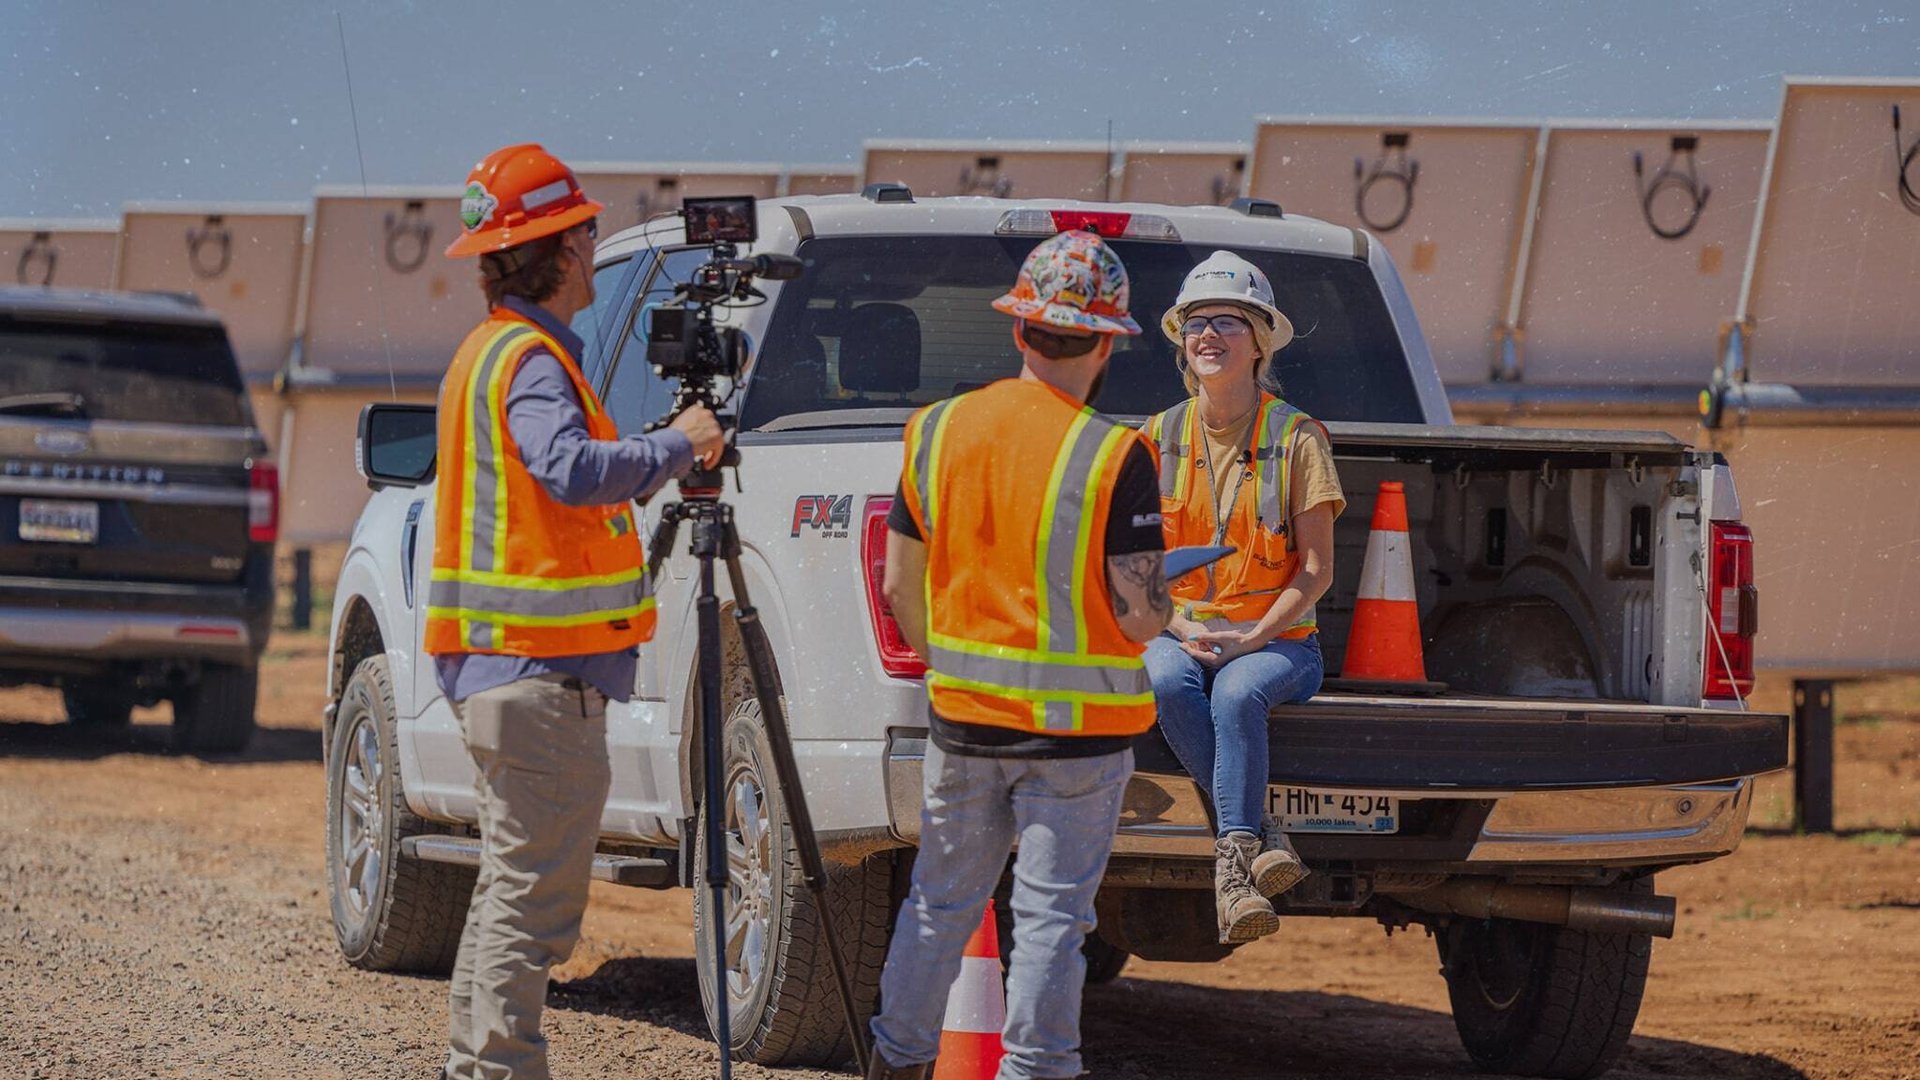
[862,497,927,679]
[248,460,279,544]
[1704,521,1756,700]
[994,208,1182,241]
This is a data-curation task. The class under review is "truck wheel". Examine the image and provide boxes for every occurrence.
[170,662,258,753]
[1437,880,1653,1079]
[1082,930,1130,984]
[693,698,894,1067]
[325,655,474,973]
[64,685,134,728]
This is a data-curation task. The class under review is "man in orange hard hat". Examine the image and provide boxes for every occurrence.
[428,143,723,1080]
[866,230,1172,1080]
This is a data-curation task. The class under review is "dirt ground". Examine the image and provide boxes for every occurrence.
[2,634,1916,1079]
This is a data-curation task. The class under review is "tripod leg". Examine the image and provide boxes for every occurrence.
[695,551,734,1080]
[723,551,873,1074]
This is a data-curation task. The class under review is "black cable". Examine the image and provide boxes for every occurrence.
[1894,105,1920,217]
[1353,135,1418,233]
[1633,137,1711,241]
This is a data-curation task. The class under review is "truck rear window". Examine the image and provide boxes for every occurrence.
[0,320,250,427]
[739,236,1422,430]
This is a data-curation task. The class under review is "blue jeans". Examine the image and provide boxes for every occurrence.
[1143,633,1324,835]
[870,741,1132,1080]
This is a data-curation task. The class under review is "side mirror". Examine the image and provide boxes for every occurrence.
[357,403,437,489]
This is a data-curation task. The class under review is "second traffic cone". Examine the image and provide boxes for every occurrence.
[932,900,1005,1080]
[1342,480,1429,683]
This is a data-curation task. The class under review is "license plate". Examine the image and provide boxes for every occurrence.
[19,499,99,543]
[1268,787,1399,833]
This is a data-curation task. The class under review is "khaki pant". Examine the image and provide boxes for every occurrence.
[445,673,611,1080]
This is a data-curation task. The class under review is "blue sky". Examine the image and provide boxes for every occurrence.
[4,0,1916,217]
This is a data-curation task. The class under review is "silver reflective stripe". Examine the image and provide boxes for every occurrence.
[467,621,494,649]
[1040,700,1077,732]
[467,326,537,573]
[1154,399,1191,498]
[912,398,954,534]
[1256,403,1301,529]
[1040,413,1115,653]
[427,577,646,618]
[928,644,1153,697]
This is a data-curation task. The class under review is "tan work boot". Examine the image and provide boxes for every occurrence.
[1252,814,1310,899]
[1215,832,1279,944]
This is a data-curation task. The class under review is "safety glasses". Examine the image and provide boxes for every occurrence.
[1181,314,1254,339]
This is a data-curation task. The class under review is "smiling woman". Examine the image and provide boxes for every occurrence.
[1140,250,1347,946]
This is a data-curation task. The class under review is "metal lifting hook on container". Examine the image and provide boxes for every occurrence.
[1354,132,1419,233]
[1893,105,1920,216]
[187,215,233,280]
[16,232,56,287]
[383,201,432,274]
[1633,135,1711,240]
[959,156,1014,198]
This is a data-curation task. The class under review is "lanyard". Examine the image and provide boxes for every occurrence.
[1198,406,1259,601]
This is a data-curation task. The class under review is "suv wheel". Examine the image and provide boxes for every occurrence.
[326,654,473,973]
[693,697,894,1067]
[64,685,135,728]
[170,662,258,753]
[1437,879,1654,1079]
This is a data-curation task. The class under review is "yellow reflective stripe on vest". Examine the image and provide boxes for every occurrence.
[1250,400,1306,532]
[432,595,656,631]
[459,324,535,575]
[1151,399,1195,503]
[926,639,1152,698]
[427,566,652,619]
[907,398,958,538]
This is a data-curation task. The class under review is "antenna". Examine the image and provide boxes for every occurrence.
[336,11,399,401]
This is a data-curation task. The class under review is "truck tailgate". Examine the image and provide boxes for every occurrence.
[1134,694,1788,793]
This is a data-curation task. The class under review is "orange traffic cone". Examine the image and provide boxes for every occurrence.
[1342,481,1431,685]
[932,900,1005,1080]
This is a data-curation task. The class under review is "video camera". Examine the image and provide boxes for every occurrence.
[645,195,804,385]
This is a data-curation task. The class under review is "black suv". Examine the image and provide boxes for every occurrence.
[0,287,275,752]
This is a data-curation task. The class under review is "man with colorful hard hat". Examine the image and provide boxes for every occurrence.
[428,143,723,1080]
[865,230,1172,1080]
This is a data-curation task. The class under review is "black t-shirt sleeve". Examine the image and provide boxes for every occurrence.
[888,479,922,540]
[1102,441,1164,556]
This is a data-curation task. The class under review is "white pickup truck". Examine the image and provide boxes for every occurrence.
[324,191,1788,1079]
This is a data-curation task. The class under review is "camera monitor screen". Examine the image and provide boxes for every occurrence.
[682,195,758,245]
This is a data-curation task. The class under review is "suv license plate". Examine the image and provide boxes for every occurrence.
[19,499,99,544]
[1268,787,1399,834]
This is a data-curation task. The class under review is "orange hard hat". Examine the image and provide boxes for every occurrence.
[444,143,605,258]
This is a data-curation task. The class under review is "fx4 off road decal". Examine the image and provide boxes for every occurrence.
[791,494,852,539]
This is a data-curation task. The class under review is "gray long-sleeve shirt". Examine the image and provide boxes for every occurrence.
[435,296,693,703]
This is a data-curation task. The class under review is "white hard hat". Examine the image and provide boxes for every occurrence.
[1160,250,1295,356]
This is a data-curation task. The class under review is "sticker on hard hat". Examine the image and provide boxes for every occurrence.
[461,182,499,232]
[1194,270,1237,281]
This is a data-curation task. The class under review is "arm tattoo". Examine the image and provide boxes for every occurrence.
[1109,552,1170,619]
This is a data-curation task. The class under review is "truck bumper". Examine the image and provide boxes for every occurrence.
[883,724,1763,870]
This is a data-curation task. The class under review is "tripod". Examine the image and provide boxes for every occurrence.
[645,456,870,1079]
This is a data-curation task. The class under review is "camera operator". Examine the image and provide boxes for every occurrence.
[427,143,722,1080]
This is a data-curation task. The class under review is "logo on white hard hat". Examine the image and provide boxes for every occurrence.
[460,182,499,232]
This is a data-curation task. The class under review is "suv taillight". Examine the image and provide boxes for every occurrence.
[1704,521,1756,700]
[862,498,927,679]
[248,460,279,544]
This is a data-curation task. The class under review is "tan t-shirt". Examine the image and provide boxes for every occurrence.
[1197,407,1345,532]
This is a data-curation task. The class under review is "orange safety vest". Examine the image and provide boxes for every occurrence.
[423,311,654,657]
[1146,393,1323,636]
[900,378,1156,738]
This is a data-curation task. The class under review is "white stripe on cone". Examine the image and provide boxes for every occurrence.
[1357,529,1417,603]
[940,956,1007,1034]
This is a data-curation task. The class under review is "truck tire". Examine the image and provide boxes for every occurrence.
[64,685,134,728]
[170,662,258,753]
[693,697,894,1067]
[1437,879,1654,1079]
[325,655,474,973]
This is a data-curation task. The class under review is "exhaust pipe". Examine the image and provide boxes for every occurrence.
[1383,878,1677,938]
